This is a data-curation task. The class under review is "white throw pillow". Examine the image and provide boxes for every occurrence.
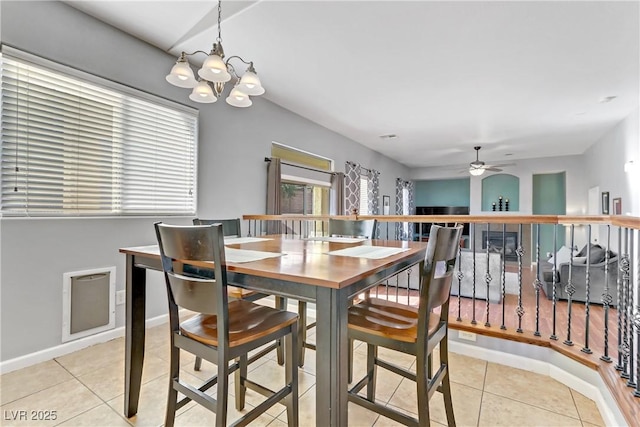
[548,245,573,265]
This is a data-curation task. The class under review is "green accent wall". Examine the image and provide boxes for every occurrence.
[414,178,470,207]
[532,172,566,255]
[481,174,519,211]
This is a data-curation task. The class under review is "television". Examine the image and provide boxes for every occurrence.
[414,206,470,239]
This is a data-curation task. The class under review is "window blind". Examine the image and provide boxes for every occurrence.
[1,49,198,216]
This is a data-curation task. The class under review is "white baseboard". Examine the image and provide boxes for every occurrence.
[0,313,169,375]
[449,337,628,427]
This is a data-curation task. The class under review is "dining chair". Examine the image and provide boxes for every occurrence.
[277,218,377,367]
[191,218,269,371]
[347,224,462,426]
[155,222,299,427]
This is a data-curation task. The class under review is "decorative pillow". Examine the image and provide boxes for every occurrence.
[548,245,573,265]
[573,256,587,264]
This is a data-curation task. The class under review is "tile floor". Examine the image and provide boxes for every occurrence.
[1,321,605,427]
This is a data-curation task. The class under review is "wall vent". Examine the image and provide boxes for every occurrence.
[62,267,116,343]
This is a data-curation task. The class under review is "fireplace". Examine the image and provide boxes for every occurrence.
[481,231,518,261]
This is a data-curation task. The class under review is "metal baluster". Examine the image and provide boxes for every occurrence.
[472,223,477,325]
[395,273,399,302]
[634,229,640,397]
[550,224,558,340]
[500,223,507,330]
[601,224,612,362]
[564,224,575,346]
[456,242,463,322]
[516,223,525,333]
[582,224,593,354]
[620,228,630,378]
[485,222,492,327]
[626,231,635,387]
[406,268,412,306]
[616,226,624,371]
[534,223,542,337]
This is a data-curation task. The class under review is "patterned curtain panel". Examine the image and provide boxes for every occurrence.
[395,178,414,240]
[367,169,380,238]
[345,161,361,215]
[330,172,345,215]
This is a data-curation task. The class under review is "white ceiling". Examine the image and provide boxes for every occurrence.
[64,0,640,170]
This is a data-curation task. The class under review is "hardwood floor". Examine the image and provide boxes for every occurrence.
[369,265,640,426]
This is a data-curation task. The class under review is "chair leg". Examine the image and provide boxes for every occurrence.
[416,352,431,426]
[298,301,307,367]
[366,343,377,401]
[275,296,287,365]
[164,343,180,427]
[348,338,354,383]
[440,337,456,427]
[216,353,230,427]
[194,356,202,371]
[234,356,247,411]
[285,327,299,426]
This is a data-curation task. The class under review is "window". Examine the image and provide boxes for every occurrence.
[359,175,369,215]
[1,48,198,216]
[272,143,332,216]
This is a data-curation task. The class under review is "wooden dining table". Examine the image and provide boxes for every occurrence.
[119,235,427,426]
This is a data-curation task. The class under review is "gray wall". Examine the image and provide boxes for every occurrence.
[0,1,409,361]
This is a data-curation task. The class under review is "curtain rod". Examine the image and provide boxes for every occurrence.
[264,157,336,175]
[346,160,378,174]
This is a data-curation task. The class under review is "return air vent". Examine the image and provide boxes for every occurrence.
[62,267,116,343]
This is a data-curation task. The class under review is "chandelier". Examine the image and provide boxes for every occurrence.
[165,0,264,107]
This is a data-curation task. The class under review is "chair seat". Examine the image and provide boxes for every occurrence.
[348,298,439,343]
[181,300,298,348]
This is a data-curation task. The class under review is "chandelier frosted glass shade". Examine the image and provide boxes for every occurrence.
[469,167,485,176]
[226,86,252,108]
[237,70,265,95]
[189,80,217,103]
[198,54,232,83]
[166,60,197,88]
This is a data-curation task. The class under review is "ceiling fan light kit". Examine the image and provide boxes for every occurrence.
[467,146,509,176]
[165,0,264,107]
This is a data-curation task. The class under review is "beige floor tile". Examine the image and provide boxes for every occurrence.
[354,345,416,370]
[55,338,124,377]
[484,362,579,418]
[350,351,404,404]
[387,377,481,426]
[479,392,583,426]
[107,372,198,427]
[0,360,72,405]
[173,399,276,427]
[0,379,102,427]
[347,401,382,427]
[582,422,602,427]
[278,385,316,426]
[425,382,481,427]
[56,403,131,426]
[266,418,287,427]
[571,390,605,426]
[77,354,167,401]
[372,403,448,427]
[446,351,487,390]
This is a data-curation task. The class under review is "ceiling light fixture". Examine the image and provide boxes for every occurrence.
[165,0,264,107]
[469,167,485,176]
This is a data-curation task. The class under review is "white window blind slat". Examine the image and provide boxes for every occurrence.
[1,51,198,216]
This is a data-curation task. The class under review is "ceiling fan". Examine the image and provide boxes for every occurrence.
[468,146,510,176]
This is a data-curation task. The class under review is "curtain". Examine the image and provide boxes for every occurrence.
[330,172,345,216]
[367,169,380,238]
[266,157,282,234]
[345,161,361,215]
[395,178,414,240]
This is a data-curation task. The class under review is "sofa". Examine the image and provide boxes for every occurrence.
[540,243,618,307]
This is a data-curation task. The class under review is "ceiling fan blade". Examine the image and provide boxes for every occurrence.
[485,162,516,168]
[484,167,503,172]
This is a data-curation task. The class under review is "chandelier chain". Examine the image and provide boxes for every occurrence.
[217,0,222,43]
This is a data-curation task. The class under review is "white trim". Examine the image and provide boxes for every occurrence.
[0,313,169,375]
[449,337,628,427]
[281,174,331,188]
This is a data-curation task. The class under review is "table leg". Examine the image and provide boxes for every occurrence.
[124,255,146,417]
[315,287,349,426]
